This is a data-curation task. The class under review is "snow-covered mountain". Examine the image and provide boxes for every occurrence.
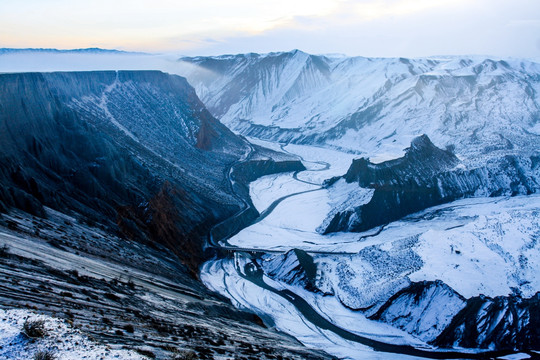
[180,50,540,161]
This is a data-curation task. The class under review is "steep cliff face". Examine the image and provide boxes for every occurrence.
[0,70,251,272]
[322,135,540,233]
[260,249,318,291]
[433,292,540,350]
[369,281,540,350]
[369,281,467,342]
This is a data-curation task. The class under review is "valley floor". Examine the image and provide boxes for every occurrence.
[201,141,540,360]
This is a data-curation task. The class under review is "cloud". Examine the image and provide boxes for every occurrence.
[1,0,539,58]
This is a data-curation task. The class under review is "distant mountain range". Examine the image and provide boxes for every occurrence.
[180,50,540,163]
[0,47,142,55]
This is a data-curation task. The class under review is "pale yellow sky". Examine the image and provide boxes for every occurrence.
[1,0,539,57]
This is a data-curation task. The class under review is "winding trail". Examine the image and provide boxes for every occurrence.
[205,141,516,359]
[207,140,255,248]
[279,143,330,186]
[250,143,332,225]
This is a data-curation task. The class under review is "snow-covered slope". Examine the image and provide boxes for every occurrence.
[180,51,540,161]
[0,309,144,359]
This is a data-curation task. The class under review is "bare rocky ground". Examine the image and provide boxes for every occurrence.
[0,207,332,360]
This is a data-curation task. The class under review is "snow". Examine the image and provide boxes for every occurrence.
[203,192,540,357]
[496,354,532,360]
[230,187,364,251]
[373,282,466,342]
[231,142,363,250]
[410,195,540,298]
[209,139,539,356]
[318,179,374,233]
[282,143,357,183]
[92,71,140,142]
[223,137,540,355]
[245,137,285,153]
[261,270,427,347]
[200,258,423,360]
[0,309,144,360]
[249,172,318,212]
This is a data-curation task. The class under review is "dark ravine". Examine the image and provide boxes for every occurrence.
[323,135,540,233]
[0,70,309,275]
[0,70,249,274]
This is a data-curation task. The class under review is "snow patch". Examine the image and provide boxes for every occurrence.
[0,309,144,360]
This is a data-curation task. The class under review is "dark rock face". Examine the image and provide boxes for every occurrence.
[434,292,540,351]
[233,159,306,184]
[370,280,540,351]
[261,249,319,291]
[344,135,459,185]
[370,281,466,342]
[0,71,251,273]
[323,135,539,233]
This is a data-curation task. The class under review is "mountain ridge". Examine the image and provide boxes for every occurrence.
[0,47,142,55]
[179,50,540,163]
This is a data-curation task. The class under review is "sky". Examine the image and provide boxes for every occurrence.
[1,0,539,58]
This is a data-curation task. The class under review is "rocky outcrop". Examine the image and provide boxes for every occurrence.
[232,159,306,184]
[261,249,318,291]
[322,135,540,233]
[434,292,540,350]
[370,281,466,342]
[370,280,540,351]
